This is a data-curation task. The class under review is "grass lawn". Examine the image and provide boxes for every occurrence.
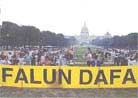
[75,46,97,62]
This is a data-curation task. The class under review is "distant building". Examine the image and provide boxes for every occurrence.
[96,36,104,40]
[89,35,97,40]
[80,22,89,44]
[104,32,112,39]
[75,23,113,45]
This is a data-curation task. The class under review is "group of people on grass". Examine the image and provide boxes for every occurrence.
[85,47,138,66]
[0,47,74,66]
[0,47,137,66]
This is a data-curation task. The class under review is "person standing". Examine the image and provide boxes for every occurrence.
[85,48,92,66]
[24,52,32,65]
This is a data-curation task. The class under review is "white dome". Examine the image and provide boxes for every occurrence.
[81,22,89,33]
[80,22,90,44]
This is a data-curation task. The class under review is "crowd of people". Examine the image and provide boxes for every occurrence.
[85,47,138,66]
[0,47,74,66]
[0,47,138,66]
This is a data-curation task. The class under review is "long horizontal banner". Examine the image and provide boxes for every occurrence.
[0,65,138,88]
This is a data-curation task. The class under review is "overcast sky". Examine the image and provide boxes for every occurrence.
[0,0,138,36]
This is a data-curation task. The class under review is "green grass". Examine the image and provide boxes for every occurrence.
[75,47,86,62]
[75,46,97,62]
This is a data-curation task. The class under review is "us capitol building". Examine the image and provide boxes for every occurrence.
[80,22,90,44]
[76,22,93,45]
[75,22,112,45]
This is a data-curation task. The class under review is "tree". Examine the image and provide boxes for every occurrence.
[0,21,76,49]
[92,33,138,49]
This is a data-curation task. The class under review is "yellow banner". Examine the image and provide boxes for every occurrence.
[0,65,138,88]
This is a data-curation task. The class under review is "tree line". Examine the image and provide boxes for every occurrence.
[0,21,77,49]
[92,33,138,49]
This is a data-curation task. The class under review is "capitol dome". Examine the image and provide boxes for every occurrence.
[80,22,90,45]
[81,22,89,33]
